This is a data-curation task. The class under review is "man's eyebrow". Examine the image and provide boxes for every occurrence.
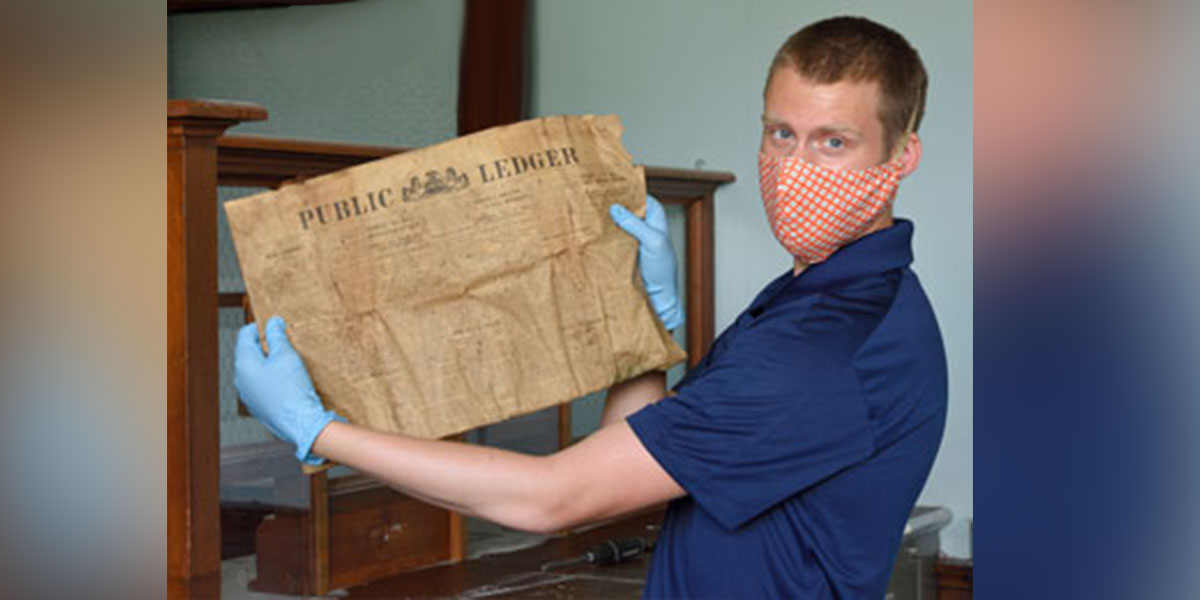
[760,115,863,137]
[812,125,864,138]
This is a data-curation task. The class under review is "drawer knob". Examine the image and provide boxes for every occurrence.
[374,521,406,543]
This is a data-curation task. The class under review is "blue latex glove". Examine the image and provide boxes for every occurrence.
[609,195,684,330]
[234,316,345,465]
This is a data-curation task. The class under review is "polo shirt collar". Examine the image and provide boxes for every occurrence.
[794,218,915,292]
[749,219,915,314]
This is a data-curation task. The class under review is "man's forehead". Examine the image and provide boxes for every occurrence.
[761,112,867,137]
[763,71,882,132]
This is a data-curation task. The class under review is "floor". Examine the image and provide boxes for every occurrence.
[221,509,663,599]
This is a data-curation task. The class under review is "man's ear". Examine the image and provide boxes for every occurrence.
[897,132,922,179]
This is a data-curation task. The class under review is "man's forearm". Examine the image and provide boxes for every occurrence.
[311,421,563,533]
[602,370,666,427]
[308,371,668,533]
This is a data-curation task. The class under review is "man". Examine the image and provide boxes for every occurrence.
[236,16,946,599]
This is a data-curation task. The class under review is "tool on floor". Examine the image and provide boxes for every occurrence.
[539,536,653,571]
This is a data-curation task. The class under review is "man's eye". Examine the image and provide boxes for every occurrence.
[771,128,794,141]
[823,137,846,150]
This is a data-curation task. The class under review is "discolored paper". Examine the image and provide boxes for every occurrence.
[225,115,685,442]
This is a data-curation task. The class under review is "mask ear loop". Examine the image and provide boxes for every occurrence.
[885,105,921,165]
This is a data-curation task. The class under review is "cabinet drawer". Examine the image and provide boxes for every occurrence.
[328,485,453,590]
[252,482,455,595]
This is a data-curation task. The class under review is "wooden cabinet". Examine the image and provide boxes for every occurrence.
[934,558,973,600]
[252,476,458,595]
[328,483,454,588]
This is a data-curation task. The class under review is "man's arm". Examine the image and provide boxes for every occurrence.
[601,370,666,427]
[602,194,680,425]
[312,416,684,535]
[238,318,685,535]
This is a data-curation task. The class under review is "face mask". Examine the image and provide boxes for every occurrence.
[758,151,905,265]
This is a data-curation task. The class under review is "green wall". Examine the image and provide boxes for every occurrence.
[169,0,463,146]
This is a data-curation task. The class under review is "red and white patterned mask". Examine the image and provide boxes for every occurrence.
[758,152,904,264]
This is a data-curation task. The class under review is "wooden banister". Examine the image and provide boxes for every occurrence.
[168,99,268,122]
[168,99,267,599]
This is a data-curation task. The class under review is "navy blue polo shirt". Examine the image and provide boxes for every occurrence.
[627,219,947,599]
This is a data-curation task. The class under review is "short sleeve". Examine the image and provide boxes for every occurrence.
[627,336,876,530]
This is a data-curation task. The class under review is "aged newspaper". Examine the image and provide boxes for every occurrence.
[226,115,685,442]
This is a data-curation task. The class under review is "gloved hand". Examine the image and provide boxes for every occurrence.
[235,316,345,465]
[609,195,684,330]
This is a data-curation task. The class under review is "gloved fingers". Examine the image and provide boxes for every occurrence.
[644,195,668,234]
[235,322,265,366]
[264,316,295,358]
[609,204,657,245]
